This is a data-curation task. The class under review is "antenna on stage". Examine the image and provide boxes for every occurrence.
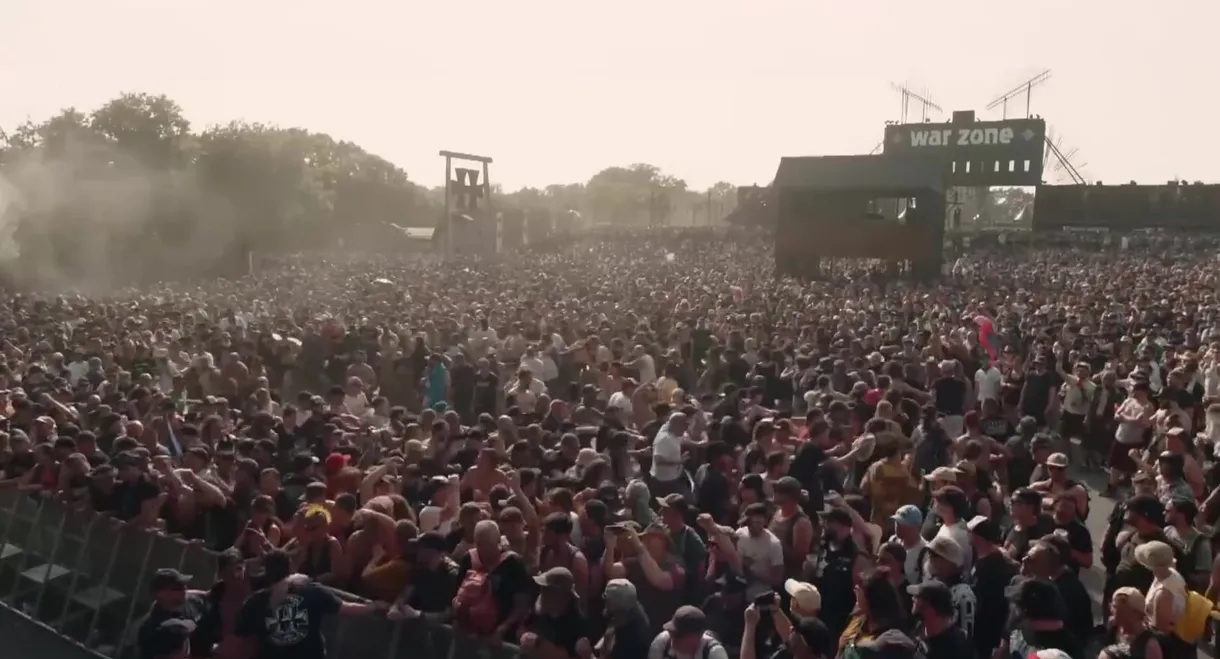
[984,69,1052,119]
[890,82,943,123]
[1042,127,1088,185]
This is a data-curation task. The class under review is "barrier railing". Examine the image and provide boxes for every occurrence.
[0,489,524,659]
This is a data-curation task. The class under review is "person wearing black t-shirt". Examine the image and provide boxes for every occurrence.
[978,398,1013,443]
[601,578,652,659]
[910,580,976,659]
[787,429,826,521]
[1050,494,1094,572]
[724,349,751,388]
[448,354,476,423]
[520,567,592,659]
[112,451,164,524]
[1026,537,1094,642]
[472,359,500,418]
[0,431,36,481]
[390,532,460,621]
[1020,358,1056,427]
[1004,578,1084,659]
[1004,488,1054,563]
[137,569,211,659]
[696,442,734,525]
[141,619,196,659]
[455,520,534,643]
[931,362,968,439]
[966,516,1017,659]
[235,550,384,659]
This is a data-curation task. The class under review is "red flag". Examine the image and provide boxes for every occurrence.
[974,314,999,360]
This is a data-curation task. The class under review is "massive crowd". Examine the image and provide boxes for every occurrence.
[3,227,1220,659]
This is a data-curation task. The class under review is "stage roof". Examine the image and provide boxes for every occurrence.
[773,154,944,191]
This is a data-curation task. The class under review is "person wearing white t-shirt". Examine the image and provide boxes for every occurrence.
[650,412,690,497]
[647,607,729,659]
[974,360,1003,407]
[608,379,638,418]
[931,486,973,573]
[626,345,656,385]
[1059,363,1097,443]
[519,347,546,382]
[469,319,498,357]
[734,504,785,599]
[505,370,547,414]
[343,377,368,417]
[595,343,614,365]
[888,504,928,585]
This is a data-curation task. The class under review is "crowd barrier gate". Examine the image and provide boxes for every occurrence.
[0,490,524,659]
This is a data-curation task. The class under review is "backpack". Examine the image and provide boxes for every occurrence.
[912,546,929,585]
[1164,532,1203,578]
[1173,589,1213,643]
[1061,480,1091,520]
[1139,532,1191,576]
[453,551,508,636]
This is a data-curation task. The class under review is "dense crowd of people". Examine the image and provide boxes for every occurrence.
[4,227,1220,659]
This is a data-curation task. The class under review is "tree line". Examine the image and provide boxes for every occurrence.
[0,93,740,281]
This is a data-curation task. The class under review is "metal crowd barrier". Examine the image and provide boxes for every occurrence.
[0,490,524,659]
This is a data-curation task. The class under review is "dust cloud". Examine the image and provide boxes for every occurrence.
[0,136,239,292]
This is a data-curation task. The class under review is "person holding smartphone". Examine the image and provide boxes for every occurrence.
[740,592,833,659]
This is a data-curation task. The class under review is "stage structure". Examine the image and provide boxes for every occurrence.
[1034,182,1220,232]
[883,110,1047,188]
[439,150,494,258]
[772,155,945,281]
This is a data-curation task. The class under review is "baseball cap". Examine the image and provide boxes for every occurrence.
[1009,577,1066,621]
[1127,494,1165,525]
[291,452,318,470]
[604,578,638,612]
[906,579,954,615]
[890,505,923,527]
[792,617,833,657]
[773,476,803,497]
[150,568,192,592]
[112,451,142,469]
[656,493,691,514]
[967,515,1002,544]
[1011,488,1043,509]
[324,453,350,472]
[664,606,707,636]
[923,466,959,483]
[784,579,821,612]
[1046,452,1069,468]
[216,548,244,570]
[534,567,577,592]
[417,532,448,552]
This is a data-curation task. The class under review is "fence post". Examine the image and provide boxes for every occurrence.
[55,510,101,631]
[3,497,46,605]
[0,491,21,560]
[385,620,403,659]
[82,521,126,649]
[111,528,158,659]
[31,501,70,616]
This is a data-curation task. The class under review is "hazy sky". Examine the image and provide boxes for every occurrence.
[3,1,1216,190]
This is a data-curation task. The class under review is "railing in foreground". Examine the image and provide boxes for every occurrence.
[0,489,523,659]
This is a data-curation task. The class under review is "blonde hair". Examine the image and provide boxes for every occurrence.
[302,505,331,525]
[1112,586,1146,612]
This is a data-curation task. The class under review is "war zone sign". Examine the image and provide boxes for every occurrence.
[883,118,1046,186]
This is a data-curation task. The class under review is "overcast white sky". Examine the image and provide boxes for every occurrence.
[2,1,1215,190]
